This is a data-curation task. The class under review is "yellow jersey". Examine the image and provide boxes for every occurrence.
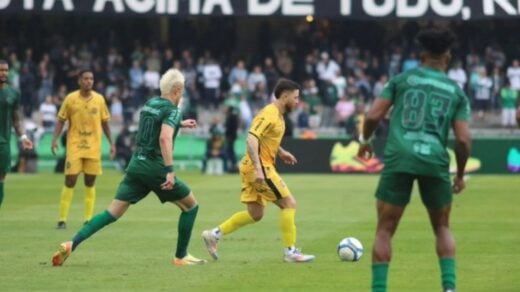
[246,104,285,166]
[58,90,110,160]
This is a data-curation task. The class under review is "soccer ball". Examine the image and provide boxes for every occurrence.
[337,237,364,261]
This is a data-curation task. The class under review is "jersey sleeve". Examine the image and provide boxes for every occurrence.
[163,108,182,129]
[454,90,471,121]
[57,96,70,121]
[100,97,110,122]
[380,78,396,101]
[248,110,272,139]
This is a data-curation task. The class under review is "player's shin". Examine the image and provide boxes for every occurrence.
[0,181,4,209]
[58,186,74,221]
[175,205,199,258]
[72,210,117,251]
[218,211,255,235]
[84,186,96,222]
[372,262,389,292]
[440,257,456,290]
[280,208,296,248]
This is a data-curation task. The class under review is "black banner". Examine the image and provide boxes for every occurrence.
[1,0,520,20]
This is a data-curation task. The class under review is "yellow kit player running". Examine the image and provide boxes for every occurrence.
[51,69,115,229]
[202,79,315,263]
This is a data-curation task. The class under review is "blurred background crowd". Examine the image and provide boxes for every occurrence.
[1,17,519,168]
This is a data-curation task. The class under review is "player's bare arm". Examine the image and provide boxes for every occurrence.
[278,146,297,165]
[246,134,265,184]
[181,119,198,128]
[12,109,33,150]
[357,98,392,159]
[159,124,175,190]
[51,120,66,156]
[101,121,116,160]
[452,120,471,194]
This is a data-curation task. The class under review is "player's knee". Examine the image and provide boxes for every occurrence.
[64,176,78,188]
[249,210,264,221]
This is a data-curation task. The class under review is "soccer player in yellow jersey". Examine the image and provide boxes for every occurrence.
[51,69,115,229]
[202,79,315,263]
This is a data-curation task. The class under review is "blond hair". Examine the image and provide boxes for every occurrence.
[160,69,185,95]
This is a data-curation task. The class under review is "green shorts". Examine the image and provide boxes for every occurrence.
[0,145,11,173]
[115,171,191,204]
[375,171,452,209]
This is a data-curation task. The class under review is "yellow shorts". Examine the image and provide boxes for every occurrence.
[240,162,291,206]
[65,158,102,175]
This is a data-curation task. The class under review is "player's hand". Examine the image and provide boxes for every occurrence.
[357,143,373,160]
[452,176,465,194]
[21,137,33,150]
[254,169,265,185]
[161,172,176,190]
[51,141,59,156]
[181,119,198,129]
[109,144,116,160]
[279,149,297,165]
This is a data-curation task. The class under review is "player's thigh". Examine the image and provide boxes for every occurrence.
[114,172,151,204]
[151,176,191,203]
[64,158,82,175]
[262,166,292,203]
[417,174,452,209]
[83,158,102,175]
[239,167,267,207]
[0,145,10,173]
[375,171,415,206]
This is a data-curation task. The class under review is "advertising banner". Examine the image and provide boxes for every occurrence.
[1,0,520,20]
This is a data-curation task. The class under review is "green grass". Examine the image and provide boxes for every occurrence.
[0,171,518,291]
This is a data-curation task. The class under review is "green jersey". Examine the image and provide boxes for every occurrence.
[380,67,470,176]
[500,88,518,109]
[127,97,182,174]
[0,86,20,145]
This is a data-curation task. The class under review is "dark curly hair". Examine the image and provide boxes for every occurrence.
[415,27,456,56]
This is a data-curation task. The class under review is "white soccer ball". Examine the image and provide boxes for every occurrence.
[337,237,364,261]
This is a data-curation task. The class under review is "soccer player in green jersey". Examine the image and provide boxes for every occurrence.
[52,69,206,266]
[357,28,472,292]
[0,59,33,210]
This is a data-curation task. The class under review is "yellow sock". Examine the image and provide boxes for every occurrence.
[58,186,74,222]
[280,208,296,247]
[218,211,255,235]
[84,186,96,222]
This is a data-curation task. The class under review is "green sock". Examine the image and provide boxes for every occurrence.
[175,205,199,258]
[0,181,4,209]
[72,210,117,251]
[440,257,456,289]
[372,262,389,292]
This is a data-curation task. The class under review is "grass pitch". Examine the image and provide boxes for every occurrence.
[0,171,518,291]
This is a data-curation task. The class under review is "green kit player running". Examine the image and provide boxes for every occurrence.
[0,59,33,210]
[357,28,471,292]
[52,69,206,266]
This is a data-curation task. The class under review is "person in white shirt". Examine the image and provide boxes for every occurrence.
[475,69,493,119]
[143,64,160,95]
[506,59,520,90]
[448,61,467,90]
[203,58,222,109]
[316,52,340,84]
[39,95,57,132]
